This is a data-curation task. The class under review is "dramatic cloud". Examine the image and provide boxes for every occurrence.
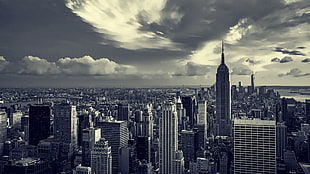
[57,56,136,75]
[278,68,310,77]
[280,56,293,63]
[173,62,212,76]
[225,18,253,44]
[301,58,310,62]
[0,55,136,76]
[17,56,60,75]
[271,57,281,62]
[0,56,9,72]
[274,47,306,56]
[231,67,252,75]
[65,0,182,50]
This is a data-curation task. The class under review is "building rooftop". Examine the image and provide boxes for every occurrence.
[234,118,276,125]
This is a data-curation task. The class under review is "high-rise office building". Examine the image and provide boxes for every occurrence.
[181,96,196,128]
[234,119,276,174]
[250,73,255,94]
[117,103,130,121]
[197,100,207,147]
[53,103,78,163]
[180,130,196,170]
[29,105,51,146]
[0,109,7,156]
[54,103,78,146]
[176,96,186,133]
[276,122,287,160]
[136,136,151,162]
[215,41,231,136]
[159,102,183,174]
[82,125,101,167]
[97,120,128,174]
[136,104,153,139]
[91,138,112,174]
[306,99,310,124]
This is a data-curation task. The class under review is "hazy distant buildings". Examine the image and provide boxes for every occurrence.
[234,119,276,174]
[91,138,112,174]
[159,102,184,174]
[215,42,231,136]
[28,105,51,146]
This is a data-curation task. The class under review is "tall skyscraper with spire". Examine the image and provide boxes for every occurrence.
[215,41,231,136]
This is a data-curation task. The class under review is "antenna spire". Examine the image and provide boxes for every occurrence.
[221,40,225,64]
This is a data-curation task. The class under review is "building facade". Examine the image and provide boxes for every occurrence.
[234,119,276,174]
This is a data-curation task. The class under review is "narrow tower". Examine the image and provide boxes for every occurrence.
[215,41,231,136]
[251,73,255,94]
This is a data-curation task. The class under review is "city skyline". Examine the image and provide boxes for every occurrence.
[0,0,309,88]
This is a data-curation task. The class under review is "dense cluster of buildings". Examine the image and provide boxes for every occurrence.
[0,44,309,173]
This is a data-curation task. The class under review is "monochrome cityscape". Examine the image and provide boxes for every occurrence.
[0,44,309,173]
[0,0,309,173]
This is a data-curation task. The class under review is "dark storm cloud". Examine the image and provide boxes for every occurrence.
[278,68,310,77]
[301,58,310,62]
[280,56,293,63]
[271,57,281,62]
[231,67,252,75]
[173,62,212,76]
[163,0,284,49]
[297,46,306,49]
[274,47,306,56]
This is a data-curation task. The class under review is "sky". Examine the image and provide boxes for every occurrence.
[0,0,309,88]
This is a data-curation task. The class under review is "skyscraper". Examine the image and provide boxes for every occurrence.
[0,109,7,156]
[91,138,112,174]
[276,122,287,160]
[234,118,276,174]
[136,104,153,139]
[29,105,51,146]
[159,102,183,174]
[181,96,196,128]
[117,103,130,121]
[82,125,101,167]
[53,103,78,164]
[97,120,128,174]
[215,41,231,136]
[54,103,78,147]
[306,99,310,124]
[250,73,255,94]
[197,100,207,147]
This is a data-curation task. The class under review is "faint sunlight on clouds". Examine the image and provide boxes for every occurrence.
[65,0,182,50]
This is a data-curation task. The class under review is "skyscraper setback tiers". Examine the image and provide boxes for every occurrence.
[215,42,231,136]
